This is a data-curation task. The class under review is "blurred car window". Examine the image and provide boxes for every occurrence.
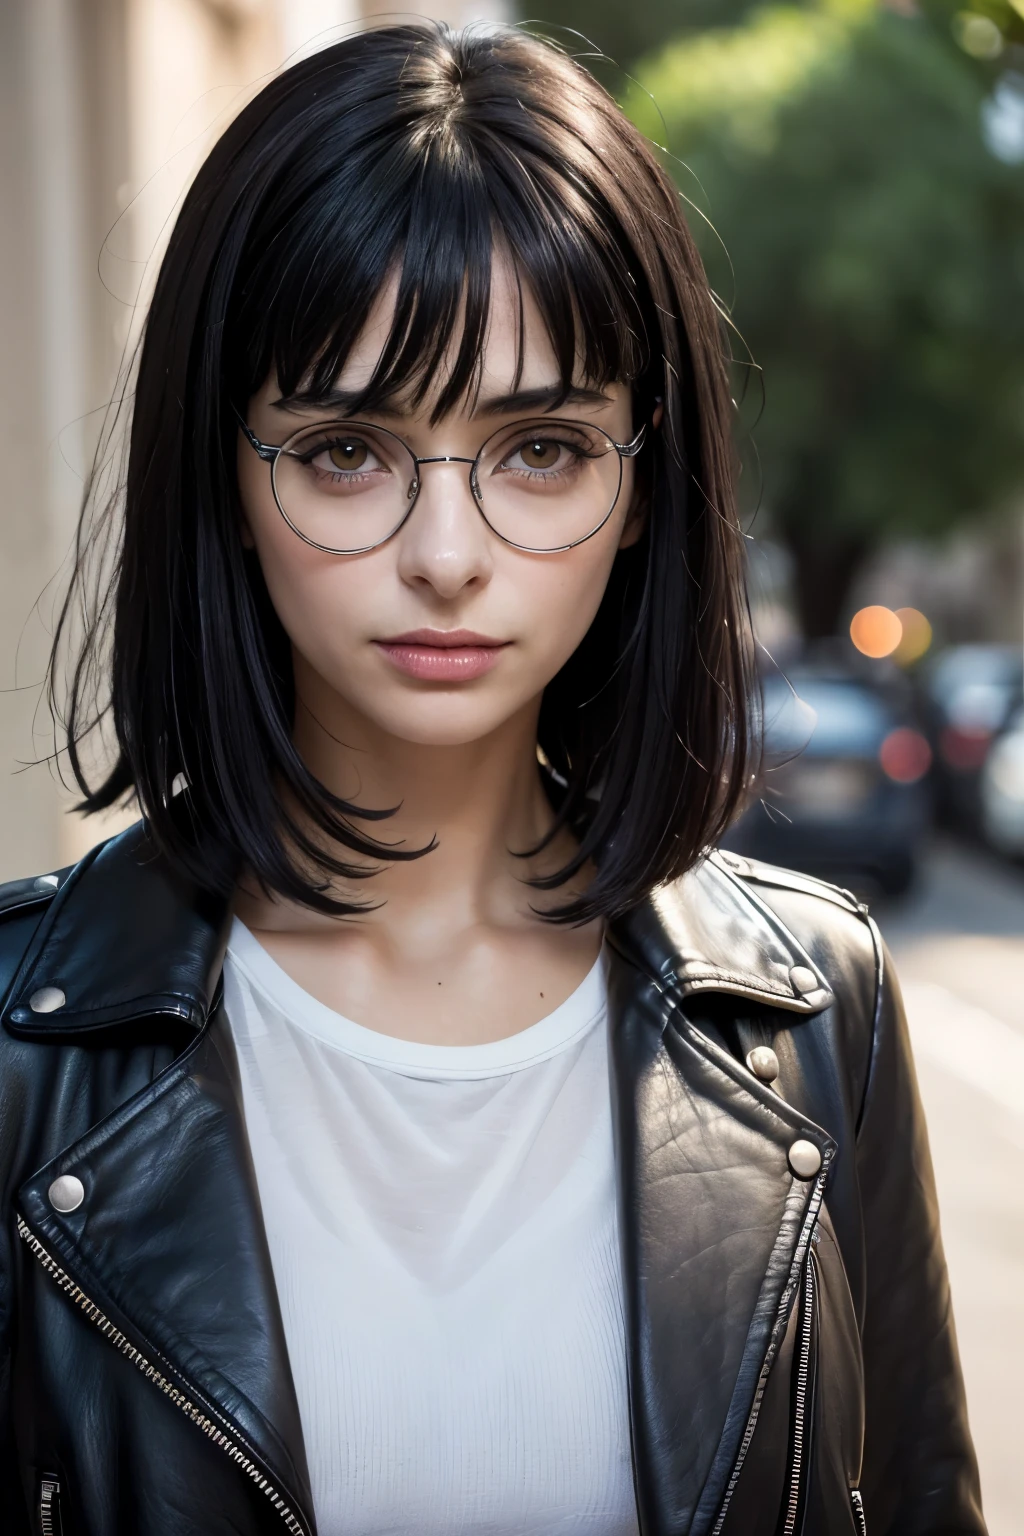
[928,644,1021,694]
[980,705,1024,857]
[729,669,931,897]
[927,644,1023,728]
[925,644,1024,829]
[763,675,888,757]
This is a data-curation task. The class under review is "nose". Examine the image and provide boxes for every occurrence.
[395,460,494,598]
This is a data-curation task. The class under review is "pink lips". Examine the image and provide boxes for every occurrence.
[374,628,510,681]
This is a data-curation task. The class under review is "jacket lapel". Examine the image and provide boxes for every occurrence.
[606,857,836,1536]
[16,1009,316,1536]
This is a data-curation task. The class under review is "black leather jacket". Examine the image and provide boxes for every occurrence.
[0,823,984,1536]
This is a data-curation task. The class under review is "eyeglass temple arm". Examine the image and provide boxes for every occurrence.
[616,423,647,458]
[232,406,278,463]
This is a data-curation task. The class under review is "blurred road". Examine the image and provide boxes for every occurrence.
[876,838,1024,1536]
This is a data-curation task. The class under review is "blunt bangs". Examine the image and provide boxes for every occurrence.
[227,48,648,419]
[53,22,756,922]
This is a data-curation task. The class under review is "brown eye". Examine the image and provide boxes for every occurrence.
[328,439,368,470]
[520,438,560,470]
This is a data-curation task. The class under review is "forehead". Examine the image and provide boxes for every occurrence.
[332,255,564,415]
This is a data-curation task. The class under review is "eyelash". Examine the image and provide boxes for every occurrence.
[293,427,602,484]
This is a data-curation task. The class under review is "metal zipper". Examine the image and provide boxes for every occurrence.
[780,1252,817,1536]
[850,1488,868,1535]
[38,1473,61,1536]
[625,1360,643,1533]
[17,1217,310,1536]
[709,1148,832,1536]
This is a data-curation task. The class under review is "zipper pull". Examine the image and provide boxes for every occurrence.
[850,1488,867,1534]
[38,1474,63,1536]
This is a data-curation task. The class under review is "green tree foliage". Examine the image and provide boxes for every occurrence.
[623,0,1024,636]
[524,0,760,74]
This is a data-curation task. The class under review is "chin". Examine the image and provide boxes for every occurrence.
[366,693,528,748]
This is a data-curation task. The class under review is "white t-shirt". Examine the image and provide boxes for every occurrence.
[223,919,640,1536]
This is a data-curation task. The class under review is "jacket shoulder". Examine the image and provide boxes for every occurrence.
[712,849,881,1020]
[713,849,868,918]
[0,868,71,917]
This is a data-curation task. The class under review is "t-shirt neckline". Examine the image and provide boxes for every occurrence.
[225,917,608,1080]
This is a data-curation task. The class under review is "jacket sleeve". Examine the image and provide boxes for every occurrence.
[856,925,986,1535]
[0,896,48,1534]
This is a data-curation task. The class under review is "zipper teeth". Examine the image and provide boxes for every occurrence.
[39,1477,59,1536]
[17,1216,308,1536]
[709,1146,833,1536]
[850,1488,867,1535]
[781,1254,816,1536]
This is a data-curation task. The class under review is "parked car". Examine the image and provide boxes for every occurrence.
[723,669,933,896]
[980,705,1024,858]
[923,643,1024,832]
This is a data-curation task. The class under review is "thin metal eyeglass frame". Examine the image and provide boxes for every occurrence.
[234,408,647,556]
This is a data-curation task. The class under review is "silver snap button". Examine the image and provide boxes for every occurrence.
[746,1046,780,1083]
[29,986,66,1014]
[34,874,59,892]
[789,965,818,996]
[788,1139,822,1179]
[802,990,832,1010]
[48,1174,85,1213]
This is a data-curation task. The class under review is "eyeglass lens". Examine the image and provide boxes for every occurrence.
[270,418,626,553]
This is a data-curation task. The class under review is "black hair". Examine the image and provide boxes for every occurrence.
[52,21,755,922]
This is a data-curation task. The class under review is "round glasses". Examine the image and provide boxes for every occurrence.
[237,412,646,555]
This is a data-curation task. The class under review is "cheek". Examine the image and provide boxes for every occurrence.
[511,531,623,675]
[256,536,384,668]
[507,454,636,659]
[238,455,382,657]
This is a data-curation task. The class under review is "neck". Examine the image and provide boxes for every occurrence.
[279,660,576,929]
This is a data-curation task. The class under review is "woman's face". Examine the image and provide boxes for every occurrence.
[238,262,645,751]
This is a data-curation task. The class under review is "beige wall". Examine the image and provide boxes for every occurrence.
[0,0,110,882]
[0,0,501,883]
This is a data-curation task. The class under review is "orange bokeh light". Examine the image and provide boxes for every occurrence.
[850,605,903,658]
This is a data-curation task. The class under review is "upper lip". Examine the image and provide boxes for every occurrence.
[377,629,508,648]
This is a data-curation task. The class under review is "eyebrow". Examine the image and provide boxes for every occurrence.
[273,383,613,418]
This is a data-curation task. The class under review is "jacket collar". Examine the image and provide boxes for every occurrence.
[612,850,834,1013]
[3,820,229,1040]
[3,823,831,1041]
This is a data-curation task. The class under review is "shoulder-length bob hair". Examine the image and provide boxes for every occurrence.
[55,21,755,922]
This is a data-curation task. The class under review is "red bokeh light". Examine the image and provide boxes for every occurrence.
[938,726,993,772]
[879,728,933,784]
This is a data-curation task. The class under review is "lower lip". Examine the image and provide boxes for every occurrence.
[374,643,508,681]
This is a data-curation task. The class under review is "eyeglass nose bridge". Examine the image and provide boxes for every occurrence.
[414,454,477,466]
[405,452,485,511]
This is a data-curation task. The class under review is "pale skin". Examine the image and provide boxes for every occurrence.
[234,260,657,1046]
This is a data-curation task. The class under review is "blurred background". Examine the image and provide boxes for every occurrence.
[1,0,1022,1528]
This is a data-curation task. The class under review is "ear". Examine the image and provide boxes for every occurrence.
[618,399,663,551]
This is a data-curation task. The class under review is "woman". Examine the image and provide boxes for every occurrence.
[0,23,983,1536]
